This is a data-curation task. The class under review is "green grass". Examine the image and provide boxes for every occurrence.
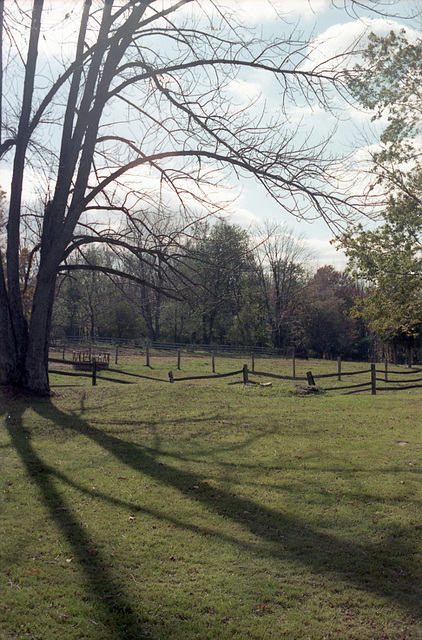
[1,359,421,639]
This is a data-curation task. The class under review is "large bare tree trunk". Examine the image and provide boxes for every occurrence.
[0,255,20,385]
[23,266,57,394]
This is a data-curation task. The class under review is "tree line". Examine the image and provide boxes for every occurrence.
[52,220,369,360]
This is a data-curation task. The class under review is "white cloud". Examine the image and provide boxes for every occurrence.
[227,78,262,100]
[0,168,11,197]
[230,205,261,227]
[0,165,47,205]
[305,237,347,269]
[172,0,330,22]
[216,0,330,21]
[302,18,421,73]
[287,102,336,126]
[4,1,84,61]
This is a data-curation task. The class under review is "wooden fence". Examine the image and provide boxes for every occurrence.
[311,363,422,395]
[170,363,422,395]
[48,357,422,395]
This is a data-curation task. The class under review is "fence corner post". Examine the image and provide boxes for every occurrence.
[243,364,249,384]
[92,357,97,386]
[371,363,376,395]
[407,346,413,369]
[306,370,315,386]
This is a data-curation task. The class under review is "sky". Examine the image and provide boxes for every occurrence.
[1,0,421,271]
[206,0,422,269]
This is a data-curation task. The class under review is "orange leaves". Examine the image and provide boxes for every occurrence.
[253,603,272,615]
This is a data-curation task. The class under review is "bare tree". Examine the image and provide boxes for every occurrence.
[254,222,312,350]
[0,0,405,393]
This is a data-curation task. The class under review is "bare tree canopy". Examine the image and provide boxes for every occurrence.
[0,0,415,394]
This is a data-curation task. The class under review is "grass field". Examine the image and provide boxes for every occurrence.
[1,355,421,639]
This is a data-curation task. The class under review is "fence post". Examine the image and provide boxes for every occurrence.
[306,371,315,386]
[115,345,119,365]
[371,363,376,395]
[146,343,150,367]
[168,371,174,383]
[243,364,249,384]
[384,358,388,382]
[92,358,97,386]
[62,344,66,360]
[292,354,296,379]
[212,352,215,373]
[251,352,255,373]
[177,349,181,370]
[337,356,341,381]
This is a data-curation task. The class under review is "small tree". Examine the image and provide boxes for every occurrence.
[255,223,311,350]
[190,221,252,344]
[300,266,365,359]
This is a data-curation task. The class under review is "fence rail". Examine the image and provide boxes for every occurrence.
[48,355,422,395]
[313,365,422,395]
[50,337,290,357]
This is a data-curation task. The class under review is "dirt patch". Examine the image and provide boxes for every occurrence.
[293,384,324,395]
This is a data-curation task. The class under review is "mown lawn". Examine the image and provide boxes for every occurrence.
[1,359,421,639]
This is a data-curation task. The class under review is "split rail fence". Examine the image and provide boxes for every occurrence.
[48,355,422,395]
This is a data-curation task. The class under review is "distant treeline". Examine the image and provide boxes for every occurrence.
[51,221,418,362]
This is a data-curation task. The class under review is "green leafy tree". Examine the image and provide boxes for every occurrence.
[54,248,115,337]
[343,29,422,348]
[190,221,253,344]
[339,193,422,344]
[347,29,422,197]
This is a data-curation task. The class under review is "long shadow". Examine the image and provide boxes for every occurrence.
[4,392,421,634]
[32,397,422,619]
[3,397,162,640]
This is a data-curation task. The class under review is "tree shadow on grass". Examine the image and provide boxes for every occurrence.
[3,390,421,638]
[2,393,161,640]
